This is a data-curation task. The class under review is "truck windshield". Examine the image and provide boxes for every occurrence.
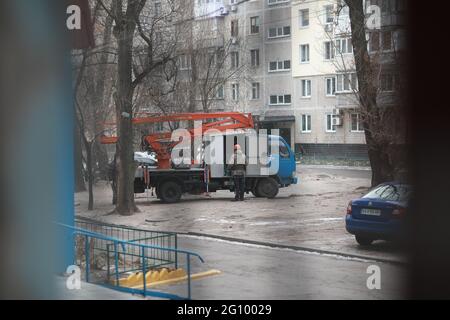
[269,139,290,158]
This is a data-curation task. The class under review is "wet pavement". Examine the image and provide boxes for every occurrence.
[76,165,407,262]
[142,236,407,300]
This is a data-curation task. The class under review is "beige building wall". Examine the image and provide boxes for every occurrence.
[291,0,366,148]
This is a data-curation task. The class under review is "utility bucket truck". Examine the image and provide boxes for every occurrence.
[102,112,297,203]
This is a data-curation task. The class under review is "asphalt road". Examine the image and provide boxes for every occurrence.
[77,165,407,263]
[156,236,407,300]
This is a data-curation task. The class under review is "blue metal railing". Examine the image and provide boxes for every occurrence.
[58,222,204,300]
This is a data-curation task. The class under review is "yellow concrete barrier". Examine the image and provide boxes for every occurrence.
[115,268,221,289]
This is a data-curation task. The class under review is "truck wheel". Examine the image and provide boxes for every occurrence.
[251,189,262,198]
[256,178,279,199]
[159,181,182,203]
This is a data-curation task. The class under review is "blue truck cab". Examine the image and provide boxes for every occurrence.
[269,135,298,186]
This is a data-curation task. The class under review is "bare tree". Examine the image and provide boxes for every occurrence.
[73,0,117,209]
[179,14,249,113]
[97,0,182,215]
[324,0,409,186]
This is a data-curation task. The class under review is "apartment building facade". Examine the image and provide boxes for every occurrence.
[291,0,407,159]
[178,0,407,158]
[291,0,366,158]
[194,0,296,147]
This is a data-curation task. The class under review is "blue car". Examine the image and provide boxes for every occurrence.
[346,182,412,246]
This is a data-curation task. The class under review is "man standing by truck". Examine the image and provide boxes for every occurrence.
[229,144,247,201]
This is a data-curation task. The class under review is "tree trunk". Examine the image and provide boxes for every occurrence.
[365,132,395,186]
[85,140,94,211]
[93,11,114,180]
[114,2,139,215]
[346,0,394,187]
[74,119,86,192]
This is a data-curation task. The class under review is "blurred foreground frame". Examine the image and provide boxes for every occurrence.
[0,0,450,300]
[0,0,87,299]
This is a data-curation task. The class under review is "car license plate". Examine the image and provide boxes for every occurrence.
[361,208,381,216]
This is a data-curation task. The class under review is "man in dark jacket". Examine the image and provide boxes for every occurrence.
[229,144,247,201]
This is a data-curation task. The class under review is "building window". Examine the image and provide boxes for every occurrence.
[300,44,310,63]
[269,94,291,105]
[336,73,358,93]
[252,82,261,100]
[231,20,239,37]
[232,83,240,101]
[154,1,161,16]
[231,52,239,69]
[369,31,380,52]
[250,16,260,34]
[179,54,191,70]
[301,79,311,98]
[380,0,405,14]
[326,77,336,96]
[325,5,334,24]
[382,31,393,50]
[326,113,336,133]
[268,26,291,39]
[250,49,260,67]
[301,114,312,133]
[380,73,398,92]
[351,113,364,132]
[268,0,290,6]
[299,9,309,27]
[370,30,393,52]
[268,60,291,72]
[324,41,334,60]
[216,85,224,99]
[335,38,353,54]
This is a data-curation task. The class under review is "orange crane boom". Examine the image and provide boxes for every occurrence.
[101,112,254,169]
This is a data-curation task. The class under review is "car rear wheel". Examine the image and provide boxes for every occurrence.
[355,235,374,246]
[256,178,279,199]
[158,181,182,203]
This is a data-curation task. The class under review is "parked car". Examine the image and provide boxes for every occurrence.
[346,182,412,246]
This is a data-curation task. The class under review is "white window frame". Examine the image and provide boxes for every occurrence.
[268,0,291,6]
[300,44,310,63]
[350,113,365,133]
[268,60,291,72]
[325,113,336,133]
[326,77,336,96]
[324,41,335,60]
[336,73,358,93]
[179,54,191,70]
[231,51,239,69]
[216,84,224,100]
[299,9,309,28]
[268,26,291,39]
[250,16,260,34]
[324,4,334,24]
[335,38,353,55]
[301,114,312,133]
[269,94,292,106]
[251,82,261,100]
[301,79,312,98]
[250,49,260,67]
[231,83,240,101]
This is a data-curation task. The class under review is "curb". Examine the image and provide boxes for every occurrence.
[181,232,408,266]
[297,164,372,171]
